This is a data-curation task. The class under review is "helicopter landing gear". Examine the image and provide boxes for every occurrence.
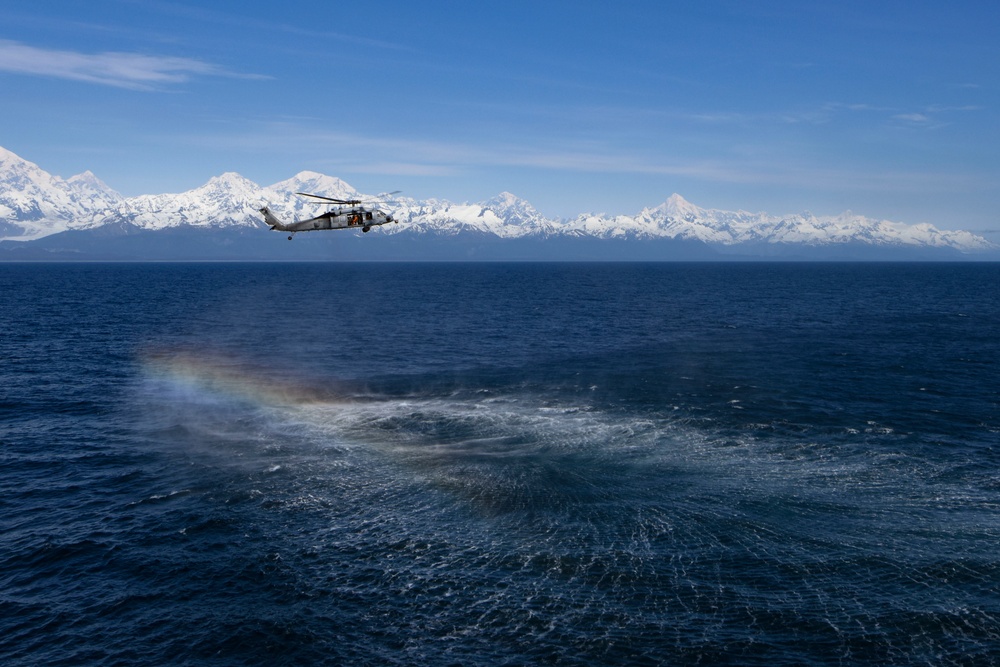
[362,226,371,233]
[287,235,293,240]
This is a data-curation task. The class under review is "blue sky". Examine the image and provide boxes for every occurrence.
[2,1,998,233]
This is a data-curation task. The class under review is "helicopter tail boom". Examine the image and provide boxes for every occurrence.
[259,206,286,231]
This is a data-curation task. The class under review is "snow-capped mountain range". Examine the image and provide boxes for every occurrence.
[0,145,994,255]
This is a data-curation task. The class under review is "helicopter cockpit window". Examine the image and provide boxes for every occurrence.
[366,212,373,221]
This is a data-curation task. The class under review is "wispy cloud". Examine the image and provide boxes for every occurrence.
[122,1,408,53]
[891,104,981,129]
[774,101,981,130]
[893,113,931,124]
[185,121,992,198]
[0,39,261,90]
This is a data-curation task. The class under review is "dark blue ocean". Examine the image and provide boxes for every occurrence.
[2,262,999,666]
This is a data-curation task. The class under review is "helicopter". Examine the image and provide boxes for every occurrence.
[259,191,400,240]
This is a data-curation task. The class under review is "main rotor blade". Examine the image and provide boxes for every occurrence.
[296,192,361,204]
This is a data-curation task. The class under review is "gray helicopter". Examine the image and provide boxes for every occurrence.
[259,191,399,240]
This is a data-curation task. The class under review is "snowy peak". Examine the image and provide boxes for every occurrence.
[481,192,548,229]
[0,146,44,175]
[196,172,265,203]
[67,170,121,198]
[0,147,62,193]
[0,148,124,238]
[388,190,555,237]
[485,191,534,215]
[486,191,528,210]
[269,171,357,199]
[124,171,273,230]
[654,193,703,221]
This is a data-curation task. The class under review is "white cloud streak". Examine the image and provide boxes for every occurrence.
[0,40,257,90]
[186,122,992,197]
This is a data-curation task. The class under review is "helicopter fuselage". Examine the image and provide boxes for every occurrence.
[259,205,395,237]
[290,206,392,231]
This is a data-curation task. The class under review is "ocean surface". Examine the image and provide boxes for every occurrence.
[1,262,998,666]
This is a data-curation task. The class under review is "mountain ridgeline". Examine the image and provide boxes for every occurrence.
[0,146,995,261]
